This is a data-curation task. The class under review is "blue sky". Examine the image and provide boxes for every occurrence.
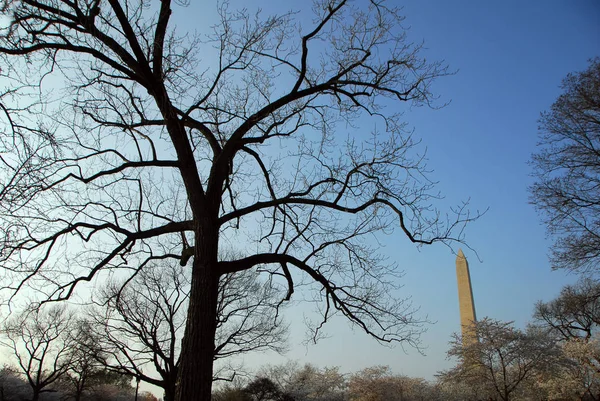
[213,0,600,380]
[2,0,598,391]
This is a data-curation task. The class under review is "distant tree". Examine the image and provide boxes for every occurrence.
[138,391,160,401]
[530,58,600,273]
[534,277,600,340]
[86,261,286,401]
[439,318,563,401]
[213,384,252,401]
[282,364,345,401]
[348,365,396,401]
[348,365,431,401]
[244,377,292,401]
[258,362,346,401]
[0,306,75,401]
[84,381,135,401]
[59,320,115,401]
[434,379,488,401]
[0,0,477,399]
[0,365,30,401]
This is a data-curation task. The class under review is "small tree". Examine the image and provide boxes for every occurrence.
[138,392,160,401]
[0,306,74,401]
[257,362,347,401]
[86,370,135,401]
[213,383,252,401]
[243,377,291,401]
[84,379,136,401]
[530,58,600,273]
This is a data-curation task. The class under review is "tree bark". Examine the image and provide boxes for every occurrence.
[74,378,84,401]
[175,225,219,401]
[164,377,176,401]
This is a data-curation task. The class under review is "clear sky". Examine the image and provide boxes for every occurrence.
[207,0,600,380]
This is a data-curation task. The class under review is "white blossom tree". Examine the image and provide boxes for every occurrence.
[439,318,564,401]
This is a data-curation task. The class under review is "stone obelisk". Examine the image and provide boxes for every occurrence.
[456,249,477,343]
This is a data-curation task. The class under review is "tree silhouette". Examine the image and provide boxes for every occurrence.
[0,306,74,401]
[0,0,476,399]
[534,277,600,341]
[86,262,287,401]
[530,58,600,274]
[244,377,291,401]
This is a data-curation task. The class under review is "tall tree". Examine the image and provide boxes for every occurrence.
[530,58,600,273]
[0,0,475,399]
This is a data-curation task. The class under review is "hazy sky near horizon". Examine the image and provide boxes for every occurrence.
[210,0,600,380]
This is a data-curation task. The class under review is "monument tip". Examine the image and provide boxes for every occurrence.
[457,248,465,258]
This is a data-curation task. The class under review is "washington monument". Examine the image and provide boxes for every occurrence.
[455,249,477,340]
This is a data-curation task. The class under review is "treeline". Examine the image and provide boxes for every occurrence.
[0,273,598,401]
[217,278,600,401]
[0,365,157,401]
[213,363,444,401]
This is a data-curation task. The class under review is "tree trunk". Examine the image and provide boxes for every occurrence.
[74,378,84,401]
[164,374,177,401]
[175,227,219,401]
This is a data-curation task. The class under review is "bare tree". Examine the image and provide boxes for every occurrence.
[87,261,287,401]
[534,277,600,340]
[530,58,600,273]
[60,319,119,401]
[438,318,563,401]
[0,306,75,401]
[0,0,477,399]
